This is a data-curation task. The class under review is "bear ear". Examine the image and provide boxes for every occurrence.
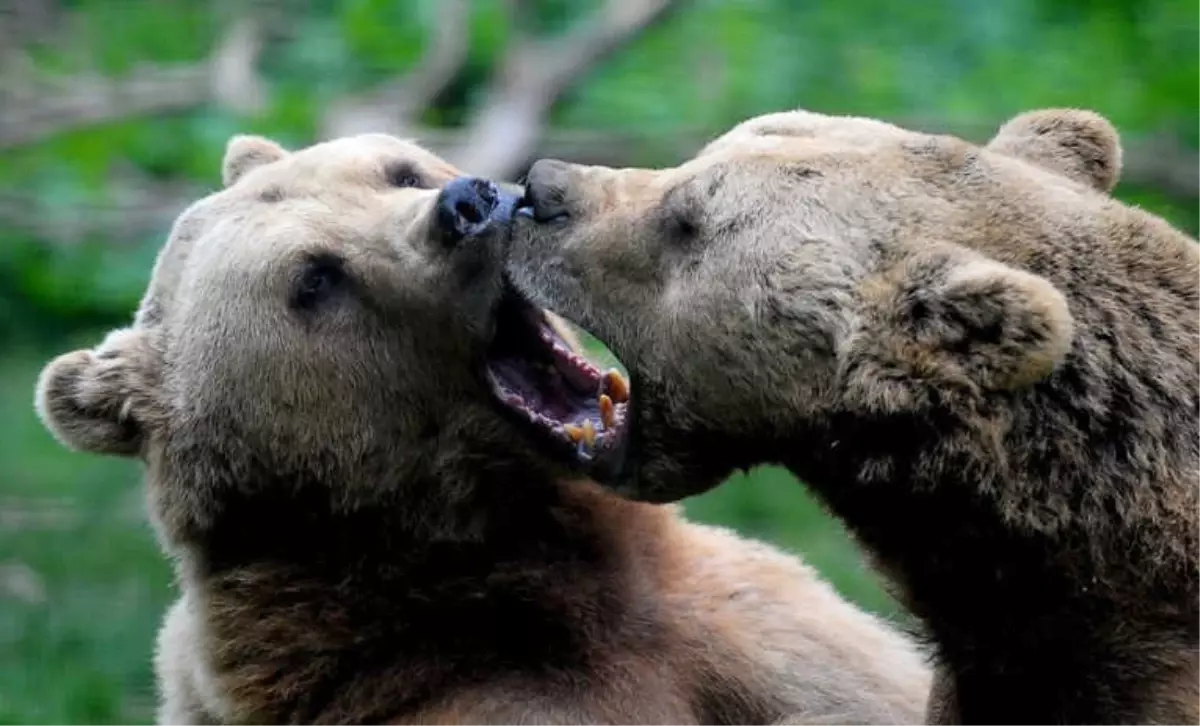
[35,328,161,457]
[853,248,1074,397]
[986,108,1123,192]
[222,134,288,187]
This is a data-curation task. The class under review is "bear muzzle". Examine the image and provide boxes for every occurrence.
[435,176,519,246]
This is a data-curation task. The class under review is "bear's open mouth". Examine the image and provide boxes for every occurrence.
[485,287,630,468]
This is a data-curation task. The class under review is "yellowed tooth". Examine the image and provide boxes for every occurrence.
[604,369,629,403]
[599,394,615,428]
[582,419,596,448]
[564,424,584,443]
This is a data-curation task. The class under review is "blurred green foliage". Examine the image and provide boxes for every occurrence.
[1,0,1195,722]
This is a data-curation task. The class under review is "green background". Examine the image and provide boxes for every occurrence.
[1,0,1195,722]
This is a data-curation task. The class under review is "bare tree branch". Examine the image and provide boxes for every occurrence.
[448,0,685,179]
[0,67,208,149]
[0,562,46,605]
[9,1,1187,197]
[0,173,198,245]
[210,17,268,115]
[0,0,63,53]
[0,17,266,149]
[0,0,683,174]
[320,0,470,140]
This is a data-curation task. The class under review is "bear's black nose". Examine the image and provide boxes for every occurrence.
[436,176,501,245]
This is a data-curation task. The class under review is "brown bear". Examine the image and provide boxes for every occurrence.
[33,132,934,724]
[503,108,1200,724]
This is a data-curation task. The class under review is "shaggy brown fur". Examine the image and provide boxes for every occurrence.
[505,108,1200,724]
[35,133,932,724]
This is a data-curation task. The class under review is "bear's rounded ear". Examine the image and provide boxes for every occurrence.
[222,134,288,187]
[853,248,1074,397]
[35,328,161,457]
[931,258,1074,390]
[986,109,1123,193]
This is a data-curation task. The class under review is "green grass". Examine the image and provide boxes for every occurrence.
[0,341,172,724]
[0,337,892,725]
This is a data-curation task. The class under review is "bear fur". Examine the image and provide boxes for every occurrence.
[34,132,933,724]
[505,108,1200,724]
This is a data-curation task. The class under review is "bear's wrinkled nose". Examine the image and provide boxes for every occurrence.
[436,176,501,244]
[518,159,572,223]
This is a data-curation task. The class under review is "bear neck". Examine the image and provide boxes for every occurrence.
[195,475,619,571]
[777,408,1198,724]
[149,428,637,580]
[159,455,667,724]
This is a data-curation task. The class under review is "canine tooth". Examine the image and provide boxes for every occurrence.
[564,424,584,443]
[582,419,596,448]
[599,395,615,428]
[604,369,629,403]
[576,440,593,461]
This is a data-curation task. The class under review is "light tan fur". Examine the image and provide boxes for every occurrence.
[505,108,1200,724]
[36,133,932,724]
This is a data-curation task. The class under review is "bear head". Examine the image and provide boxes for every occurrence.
[35,133,630,555]
[504,108,1191,504]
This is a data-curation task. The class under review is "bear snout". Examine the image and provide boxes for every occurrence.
[518,159,574,223]
[436,176,508,244]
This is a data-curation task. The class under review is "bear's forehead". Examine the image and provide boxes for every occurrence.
[674,133,920,184]
[667,120,999,196]
[135,139,452,328]
[291,134,457,174]
[235,140,455,199]
[134,204,308,327]
[699,110,915,158]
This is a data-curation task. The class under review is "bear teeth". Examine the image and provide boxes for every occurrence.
[602,369,629,403]
[564,420,600,457]
[599,394,615,428]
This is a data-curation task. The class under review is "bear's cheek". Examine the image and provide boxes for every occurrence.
[580,228,666,290]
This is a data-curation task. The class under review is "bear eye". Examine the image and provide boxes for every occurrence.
[385,162,424,189]
[671,213,700,241]
[659,182,704,246]
[661,198,701,245]
[292,256,347,311]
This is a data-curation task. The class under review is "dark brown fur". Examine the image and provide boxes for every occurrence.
[505,108,1200,724]
[35,134,933,724]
